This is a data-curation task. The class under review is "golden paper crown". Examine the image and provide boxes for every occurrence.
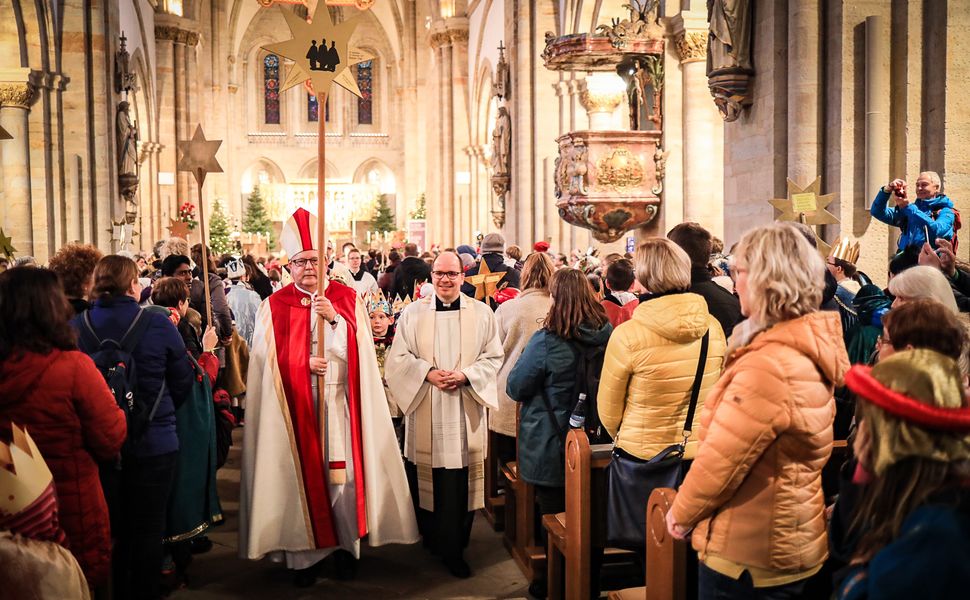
[829,237,861,266]
[0,424,53,516]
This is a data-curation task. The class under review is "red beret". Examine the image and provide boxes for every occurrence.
[533,241,550,252]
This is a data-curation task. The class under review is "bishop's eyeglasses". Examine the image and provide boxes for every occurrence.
[290,258,319,268]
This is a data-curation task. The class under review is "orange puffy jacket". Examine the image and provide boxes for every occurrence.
[669,311,849,573]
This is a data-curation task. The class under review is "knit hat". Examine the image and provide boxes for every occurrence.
[456,244,477,257]
[844,348,970,475]
[480,233,505,253]
[534,241,550,253]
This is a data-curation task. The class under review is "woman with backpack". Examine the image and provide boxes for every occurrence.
[0,267,126,592]
[506,267,612,598]
[71,255,194,600]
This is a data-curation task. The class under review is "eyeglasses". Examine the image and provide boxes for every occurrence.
[290,258,319,268]
[431,270,462,280]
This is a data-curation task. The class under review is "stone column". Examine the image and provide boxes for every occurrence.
[671,12,724,237]
[155,15,201,225]
[787,0,820,186]
[0,79,37,257]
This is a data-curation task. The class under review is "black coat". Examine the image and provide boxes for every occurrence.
[689,266,742,338]
[393,256,432,299]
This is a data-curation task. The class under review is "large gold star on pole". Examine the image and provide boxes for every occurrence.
[465,259,507,302]
[769,177,839,253]
[262,2,374,99]
[168,219,191,239]
[177,125,223,186]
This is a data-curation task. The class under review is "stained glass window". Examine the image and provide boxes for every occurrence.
[308,93,318,122]
[264,54,280,125]
[308,94,330,123]
[356,60,373,125]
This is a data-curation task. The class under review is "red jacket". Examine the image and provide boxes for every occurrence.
[602,298,639,327]
[0,349,126,587]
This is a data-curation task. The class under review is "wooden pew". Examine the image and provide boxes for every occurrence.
[543,429,621,600]
[608,488,688,600]
[483,429,513,531]
[605,439,852,600]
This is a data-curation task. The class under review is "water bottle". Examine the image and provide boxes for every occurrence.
[569,393,588,429]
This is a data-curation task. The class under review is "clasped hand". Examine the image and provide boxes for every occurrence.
[426,369,467,391]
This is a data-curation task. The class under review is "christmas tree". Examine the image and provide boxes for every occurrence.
[410,193,427,220]
[371,193,396,233]
[208,199,233,255]
[242,185,274,247]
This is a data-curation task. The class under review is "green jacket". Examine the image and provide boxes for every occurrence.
[506,321,612,486]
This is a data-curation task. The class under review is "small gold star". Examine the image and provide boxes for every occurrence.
[168,219,191,239]
[464,259,507,302]
[177,125,223,186]
[0,228,17,259]
[262,2,374,100]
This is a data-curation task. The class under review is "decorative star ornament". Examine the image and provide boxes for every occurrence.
[464,259,507,302]
[177,125,223,186]
[0,228,17,259]
[168,218,192,239]
[769,177,838,253]
[262,2,375,100]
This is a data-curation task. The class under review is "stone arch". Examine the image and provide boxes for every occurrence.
[297,158,340,180]
[352,158,396,195]
[241,157,286,193]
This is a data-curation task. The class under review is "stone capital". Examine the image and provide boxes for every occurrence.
[154,14,201,46]
[0,82,38,109]
[429,17,469,49]
[674,30,708,63]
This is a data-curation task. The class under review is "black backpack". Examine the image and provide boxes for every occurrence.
[78,309,165,450]
[541,340,612,445]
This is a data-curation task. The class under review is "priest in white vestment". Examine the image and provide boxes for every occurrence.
[239,208,418,588]
[384,251,504,579]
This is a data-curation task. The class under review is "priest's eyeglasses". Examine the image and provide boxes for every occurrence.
[290,258,319,268]
[432,270,462,279]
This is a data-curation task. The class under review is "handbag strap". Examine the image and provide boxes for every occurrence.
[681,330,710,440]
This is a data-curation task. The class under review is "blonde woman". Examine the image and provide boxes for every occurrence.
[666,222,850,600]
[598,237,727,460]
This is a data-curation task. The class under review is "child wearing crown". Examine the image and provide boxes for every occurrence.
[368,291,403,446]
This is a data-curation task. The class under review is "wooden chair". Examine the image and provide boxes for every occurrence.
[608,488,688,600]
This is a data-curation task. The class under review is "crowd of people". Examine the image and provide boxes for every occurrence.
[1,173,969,599]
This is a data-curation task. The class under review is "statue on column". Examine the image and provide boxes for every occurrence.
[115,33,141,224]
[490,106,511,229]
[707,0,754,122]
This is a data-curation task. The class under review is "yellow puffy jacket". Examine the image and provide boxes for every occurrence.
[597,293,726,460]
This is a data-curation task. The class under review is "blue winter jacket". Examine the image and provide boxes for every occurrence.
[506,322,613,487]
[870,189,955,250]
[837,493,970,599]
[71,296,194,458]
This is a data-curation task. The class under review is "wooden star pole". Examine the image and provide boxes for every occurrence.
[177,124,223,330]
[262,3,373,418]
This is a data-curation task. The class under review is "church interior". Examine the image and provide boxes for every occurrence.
[2,0,970,598]
[3,0,966,284]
